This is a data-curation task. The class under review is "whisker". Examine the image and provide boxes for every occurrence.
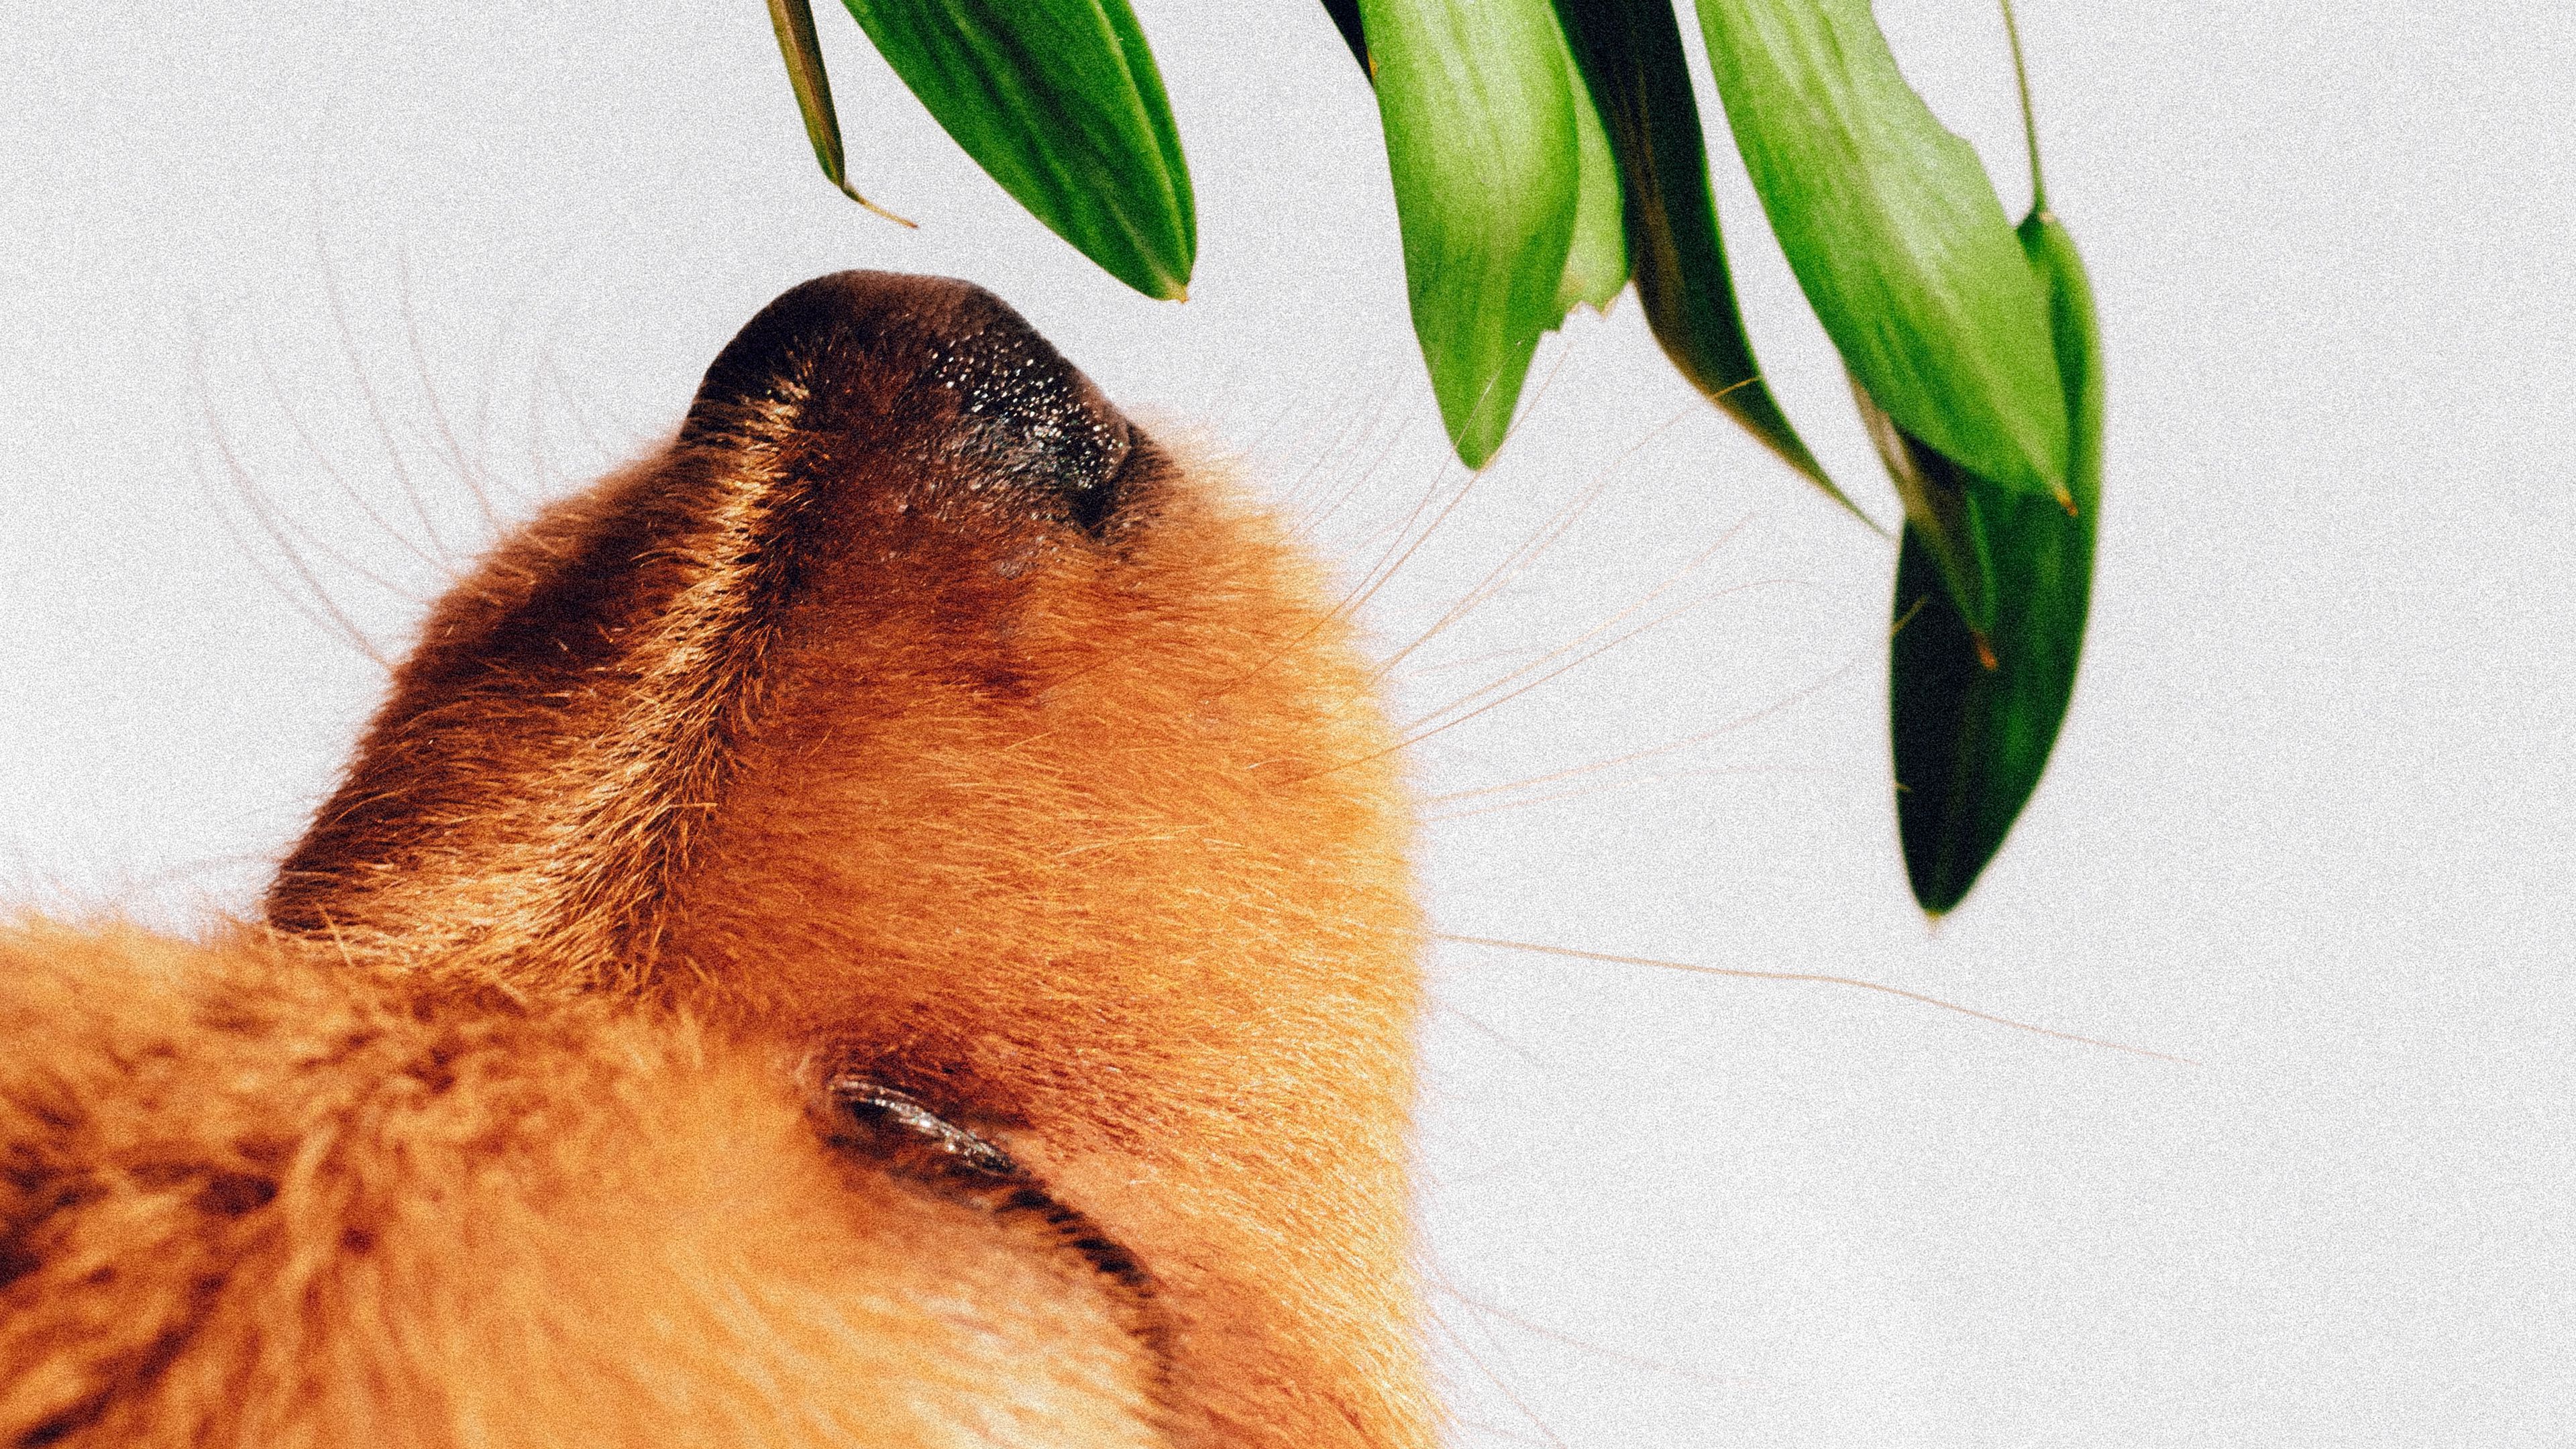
[1423,1299,1572,1449]
[228,392,427,606]
[204,468,389,667]
[394,250,504,536]
[1421,764,1821,824]
[1387,645,1545,686]
[1371,400,1705,684]
[1426,641,1878,810]
[190,333,391,668]
[1328,321,1589,627]
[1439,934,2197,1064]
[325,264,456,566]
[1298,574,1772,786]
[535,342,637,470]
[1433,1002,1563,1076]
[1267,372,1401,527]
[253,341,453,586]
[1393,540,1765,739]
[1394,523,1756,736]
[1201,447,1470,704]
[1336,463,1483,625]
[1389,584,1749,751]
[1433,1285,1736,1391]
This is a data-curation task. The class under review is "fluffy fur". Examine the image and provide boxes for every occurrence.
[2,274,1428,1448]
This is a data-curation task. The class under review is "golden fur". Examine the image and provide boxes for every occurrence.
[2,274,1428,1448]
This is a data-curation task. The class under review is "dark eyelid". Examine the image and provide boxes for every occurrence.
[822,1077,1021,1181]
[817,1074,1177,1412]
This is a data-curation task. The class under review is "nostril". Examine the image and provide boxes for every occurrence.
[686,270,1138,537]
[924,303,1133,533]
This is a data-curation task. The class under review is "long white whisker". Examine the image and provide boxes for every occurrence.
[1439,934,2196,1064]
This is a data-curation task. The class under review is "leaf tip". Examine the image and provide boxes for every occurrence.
[835,180,918,229]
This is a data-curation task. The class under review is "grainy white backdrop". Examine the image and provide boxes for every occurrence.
[5,3,2570,1444]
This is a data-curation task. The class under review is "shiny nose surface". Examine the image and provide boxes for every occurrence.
[684,271,1135,534]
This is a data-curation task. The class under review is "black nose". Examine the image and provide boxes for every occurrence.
[684,271,1136,535]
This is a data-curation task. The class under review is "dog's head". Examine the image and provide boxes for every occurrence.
[3,274,1427,1448]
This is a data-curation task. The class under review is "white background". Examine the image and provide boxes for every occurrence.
[5,3,2571,1444]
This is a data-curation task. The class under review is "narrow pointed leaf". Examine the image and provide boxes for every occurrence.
[1554,48,1630,317]
[1358,0,1580,469]
[1855,376,1995,641]
[1890,206,2101,914]
[841,0,1195,299]
[1697,0,2068,504]
[1552,0,1870,525]
[1320,0,1373,77]
[765,0,914,225]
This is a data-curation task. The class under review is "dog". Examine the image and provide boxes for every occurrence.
[2,272,1432,1449]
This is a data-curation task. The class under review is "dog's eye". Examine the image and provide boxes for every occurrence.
[819,1076,1024,1186]
[816,1074,1171,1380]
[38,269,1432,1448]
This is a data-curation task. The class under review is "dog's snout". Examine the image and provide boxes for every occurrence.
[687,270,1136,535]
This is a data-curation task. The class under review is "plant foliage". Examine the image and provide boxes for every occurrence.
[760,0,2104,914]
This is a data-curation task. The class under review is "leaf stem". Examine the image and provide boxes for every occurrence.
[1998,0,2047,213]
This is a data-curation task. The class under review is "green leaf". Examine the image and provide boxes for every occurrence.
[1554,46,1629,317]
[1697,0,2068,505]
[1320,0,1373,77]
[841,0,1194,300]
[1552,0,1870,525]
[1854,378,1995,639]
[1358,0,1581,468]
[1889,205,2102,915]
[765,0,915,225]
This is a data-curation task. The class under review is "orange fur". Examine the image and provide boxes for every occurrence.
[3,274,1428,1448]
